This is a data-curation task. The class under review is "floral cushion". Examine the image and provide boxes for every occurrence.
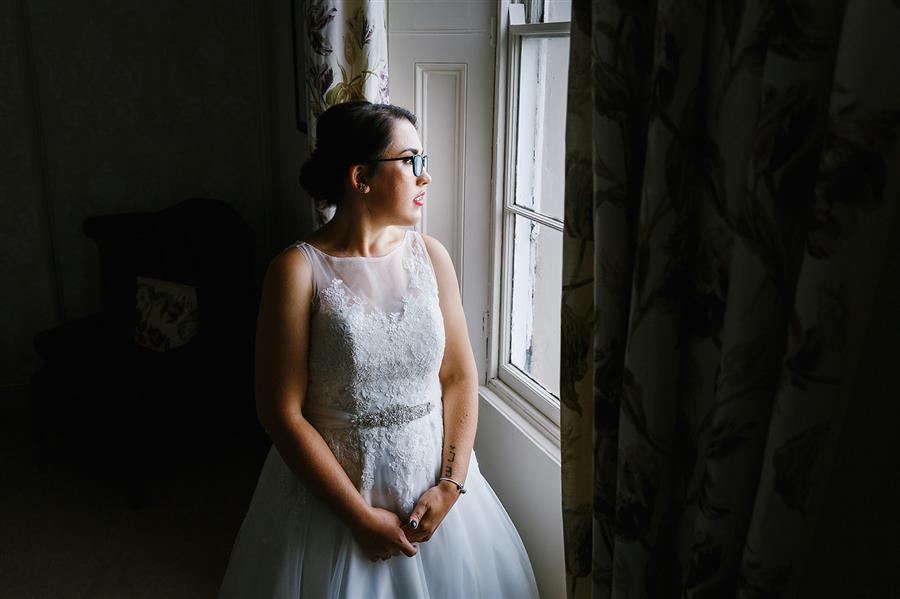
[134,276,199,352]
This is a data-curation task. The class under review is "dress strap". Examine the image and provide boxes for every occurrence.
[284,242,320,308]
[406,231,441,298]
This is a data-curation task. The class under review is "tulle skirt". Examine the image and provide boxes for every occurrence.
[217,445,539,599]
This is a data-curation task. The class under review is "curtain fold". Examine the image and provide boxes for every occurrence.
[560,0,900,597]
[301,0,389,227]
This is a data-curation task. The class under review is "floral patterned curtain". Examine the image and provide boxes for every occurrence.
[560,0,900,597]
[302,0,389,227]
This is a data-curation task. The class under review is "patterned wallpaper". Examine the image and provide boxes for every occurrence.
[0,0,310,402]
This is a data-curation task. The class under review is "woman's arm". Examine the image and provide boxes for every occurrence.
[403,234,479,541]
[255,249,416,558]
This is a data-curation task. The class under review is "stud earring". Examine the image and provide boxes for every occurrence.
[358,184,369,193]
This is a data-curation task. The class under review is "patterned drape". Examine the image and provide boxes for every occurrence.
[560,0,900,597]
[302,0,389,227]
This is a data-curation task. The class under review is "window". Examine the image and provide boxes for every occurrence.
[487,1,570,442]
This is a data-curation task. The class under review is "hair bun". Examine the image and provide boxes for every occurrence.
[298,102,418,207]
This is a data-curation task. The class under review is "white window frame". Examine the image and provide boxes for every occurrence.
[485,1,570,451]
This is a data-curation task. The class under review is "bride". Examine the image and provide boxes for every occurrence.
[218,101,539,598]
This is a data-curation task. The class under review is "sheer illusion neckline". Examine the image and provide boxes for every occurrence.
[303,229,410,261]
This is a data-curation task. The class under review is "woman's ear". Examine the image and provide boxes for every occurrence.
[348,164,369,190]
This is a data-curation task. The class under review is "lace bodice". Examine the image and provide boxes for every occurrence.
[284,229,447,516]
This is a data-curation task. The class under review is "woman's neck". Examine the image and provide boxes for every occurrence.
[308,205,398,258]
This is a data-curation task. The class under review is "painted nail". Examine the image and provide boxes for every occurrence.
[410,520,418,529]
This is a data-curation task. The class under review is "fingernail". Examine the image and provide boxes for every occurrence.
[410,520,418,529]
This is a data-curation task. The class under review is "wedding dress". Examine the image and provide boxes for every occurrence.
[218,229,539,599]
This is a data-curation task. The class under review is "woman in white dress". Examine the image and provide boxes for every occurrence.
[218,101,539,598]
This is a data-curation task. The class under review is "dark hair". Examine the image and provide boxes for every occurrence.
[299,102,417,207]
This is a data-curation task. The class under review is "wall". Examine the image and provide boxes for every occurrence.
[0,0,60,409]
[0,0,312,411]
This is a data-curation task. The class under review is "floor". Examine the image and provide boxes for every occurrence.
[0,409,270,599]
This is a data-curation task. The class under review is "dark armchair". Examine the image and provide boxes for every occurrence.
[30,198,258,507]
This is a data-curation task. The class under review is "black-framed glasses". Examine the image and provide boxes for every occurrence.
[371,154,428,177]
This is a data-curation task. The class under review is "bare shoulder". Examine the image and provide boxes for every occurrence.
[262,245,313,304]
[420,233,460,301]
[420,233,454,273]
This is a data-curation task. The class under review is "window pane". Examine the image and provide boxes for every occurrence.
[514,35,569,222]
[545,0,571,22]
[508,214,562,397]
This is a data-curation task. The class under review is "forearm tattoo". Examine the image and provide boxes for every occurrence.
[444,444,456,478]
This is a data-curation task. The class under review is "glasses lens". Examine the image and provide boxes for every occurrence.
[412,155,422,177]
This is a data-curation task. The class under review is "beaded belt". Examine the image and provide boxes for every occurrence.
[304,400,435,431]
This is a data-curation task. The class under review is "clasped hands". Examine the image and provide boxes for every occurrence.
[352,481,461,562]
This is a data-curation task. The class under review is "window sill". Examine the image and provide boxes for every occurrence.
[479,380,561,466]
